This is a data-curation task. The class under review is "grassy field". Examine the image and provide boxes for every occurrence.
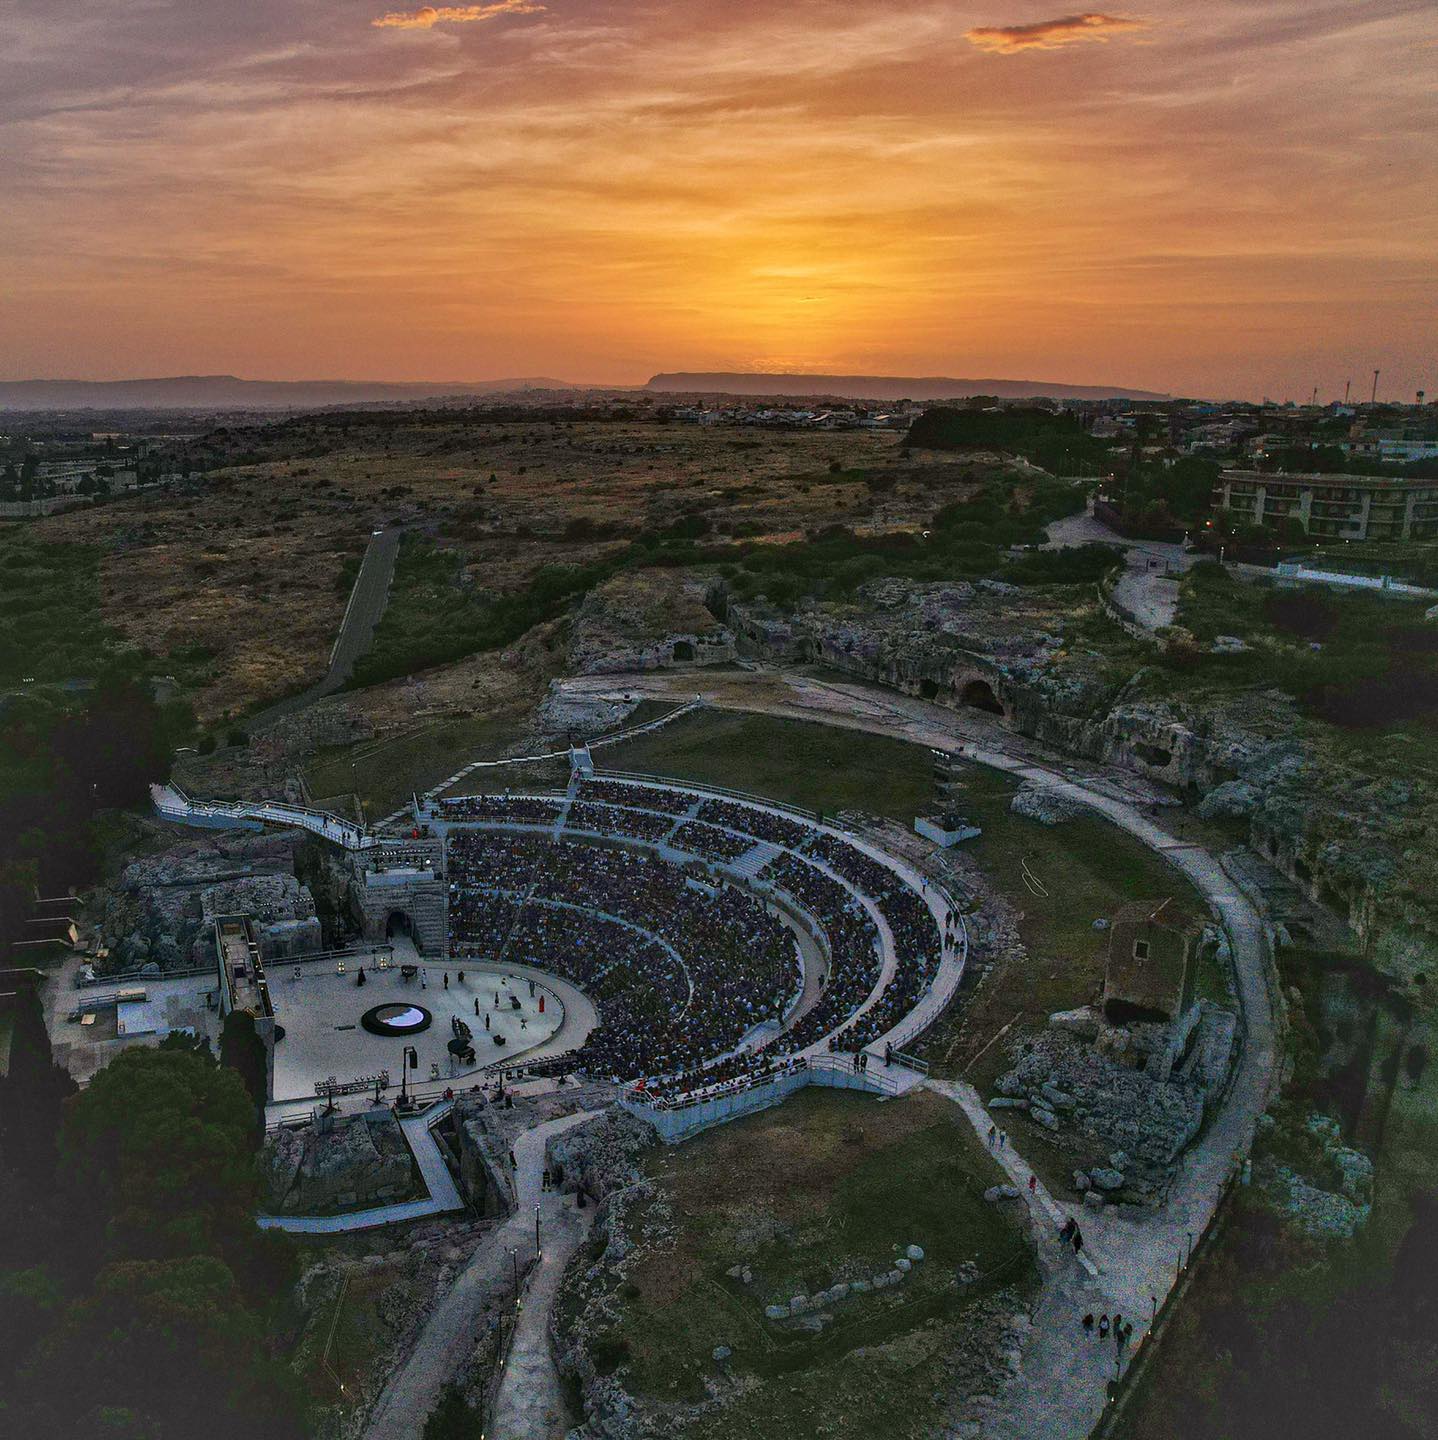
[0,533,119,685]
[608,1087,1033,1439]
[599,707,933,821]
[305,706,535,817]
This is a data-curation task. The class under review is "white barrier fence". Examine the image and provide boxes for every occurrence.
[151,783,378,849]
[620,1053,912,1144]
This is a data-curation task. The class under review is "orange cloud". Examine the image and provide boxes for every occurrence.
[372,1,544,31]
[966,12,1147,54]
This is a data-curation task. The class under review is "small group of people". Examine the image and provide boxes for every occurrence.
[1082,1312,1135,1348]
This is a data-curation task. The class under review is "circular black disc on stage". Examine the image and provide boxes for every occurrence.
[361,1002,433,1038]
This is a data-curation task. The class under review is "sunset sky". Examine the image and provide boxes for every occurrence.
[1,1,1434,400]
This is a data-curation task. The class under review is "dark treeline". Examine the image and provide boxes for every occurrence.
[0,1012,306,1439]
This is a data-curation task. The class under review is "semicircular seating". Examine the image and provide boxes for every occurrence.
[435,774,952,1096]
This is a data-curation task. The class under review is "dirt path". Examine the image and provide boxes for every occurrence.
[362,1107,601,1440]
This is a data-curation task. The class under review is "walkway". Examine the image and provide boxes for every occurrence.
[550,665,1279,1440]
[151,782,376,849]
[250,525,402,730]
[258,1101,465,1235]
[363,1107,602,1440]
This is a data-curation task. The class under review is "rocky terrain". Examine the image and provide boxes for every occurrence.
[992,1029,1208,1206]
[1253,1109,1374,1240]
[724,573,1436,986]
[93,830,323,972]
[569,571,733,675]
[263,1110,416,1215]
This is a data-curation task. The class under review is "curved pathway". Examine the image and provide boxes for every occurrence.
[553,667,1279,1440]
[363,1107,602,1440]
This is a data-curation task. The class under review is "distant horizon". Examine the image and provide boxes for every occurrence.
[3,367,1423,409]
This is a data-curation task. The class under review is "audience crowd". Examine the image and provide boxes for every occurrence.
[448,831,794,1078]
[438,779,953,1097]
[438,794,561,825]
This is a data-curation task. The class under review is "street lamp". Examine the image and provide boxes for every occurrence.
[509,1246,519,1307]
[535,1200,542,1257]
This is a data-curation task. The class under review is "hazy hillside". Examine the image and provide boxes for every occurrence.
[0,375,580,410]
[647,372,1169,402]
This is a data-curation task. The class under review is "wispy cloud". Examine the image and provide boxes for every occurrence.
[966,12,1147,54]
[372,1,544,31]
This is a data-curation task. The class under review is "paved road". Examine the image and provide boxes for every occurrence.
[251,525,401,730]
[553,666,1279,1440]
[1046,501,1187,632]
[363,1107,601,1440]
[488,1109,606,1439]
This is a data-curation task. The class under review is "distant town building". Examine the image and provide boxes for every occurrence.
[1343,430,1438,465]
[1215,469,1438,541]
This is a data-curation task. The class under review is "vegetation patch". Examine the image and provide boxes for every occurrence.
[1170,563,1438,733]
[599,1089,1033,1439]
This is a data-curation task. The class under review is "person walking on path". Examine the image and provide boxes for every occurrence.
[1082,1313,1094,1336]
[988,1125,997,1147]
[1028,1174,1037,1195]
[1099,1315,1110,1340]
[443,972,449,989]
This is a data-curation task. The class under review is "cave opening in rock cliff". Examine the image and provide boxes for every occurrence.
[920,678,940,700]
[961,679,1003,715]
[671,639,695,662]
[1135,742,1173,768]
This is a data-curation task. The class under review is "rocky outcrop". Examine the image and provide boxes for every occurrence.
[1255,1113,1373,1240]
[993,1029,1207,1201]
[262,1110,415,1215]
[448,1096,515,1216]
[538,687,643,740]
[94,832,321,972]
[1009,781,1083,826]
[569,570,734,675]
[546,1105,657,1201]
